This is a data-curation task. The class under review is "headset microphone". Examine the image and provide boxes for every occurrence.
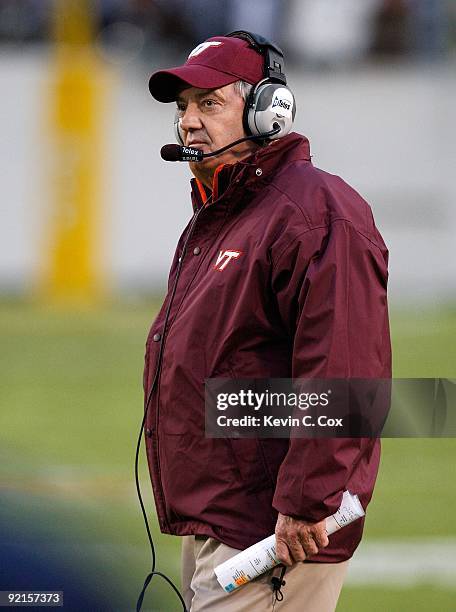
[161,144,202,162]
[161,125,281,162]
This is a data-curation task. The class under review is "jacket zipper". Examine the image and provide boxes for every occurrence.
[148,203,207,531]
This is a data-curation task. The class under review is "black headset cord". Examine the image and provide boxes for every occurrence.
[196,124,281,157]
[135,205,206,612]
[271,565,286,610]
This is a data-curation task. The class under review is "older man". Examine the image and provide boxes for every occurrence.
[143,31,391,611]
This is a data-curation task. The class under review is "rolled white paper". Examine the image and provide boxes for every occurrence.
[214,490,364,593]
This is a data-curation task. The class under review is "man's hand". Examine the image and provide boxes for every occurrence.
[275,513,329,566]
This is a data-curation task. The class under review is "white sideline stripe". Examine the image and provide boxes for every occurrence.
[55,540,456,589]
[346,539,456,588]
[4,470,456,588]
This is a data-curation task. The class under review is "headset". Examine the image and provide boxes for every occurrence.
[174,30,296,146]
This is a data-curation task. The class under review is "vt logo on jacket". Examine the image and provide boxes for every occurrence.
[214,250,242,271]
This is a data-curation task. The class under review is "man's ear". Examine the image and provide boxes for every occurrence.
[174,112,185,145]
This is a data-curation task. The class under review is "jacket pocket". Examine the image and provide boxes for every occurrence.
[228,438,274,494]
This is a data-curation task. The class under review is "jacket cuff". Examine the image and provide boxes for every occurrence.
[272,489,343,524]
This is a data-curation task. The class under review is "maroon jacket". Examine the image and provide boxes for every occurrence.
[143,132,391,562]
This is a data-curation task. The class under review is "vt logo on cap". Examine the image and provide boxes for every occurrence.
[188,41,223,59]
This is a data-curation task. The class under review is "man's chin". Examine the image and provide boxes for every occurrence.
[189,155,218,170]
[188,159,213,181]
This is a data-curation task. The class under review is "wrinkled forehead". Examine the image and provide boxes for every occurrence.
[175,83,235,103]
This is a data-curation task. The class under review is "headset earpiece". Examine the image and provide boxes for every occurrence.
[174,111,185,145]
[243,80,296,140]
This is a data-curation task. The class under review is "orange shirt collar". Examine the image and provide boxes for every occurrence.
[195,164,226,206]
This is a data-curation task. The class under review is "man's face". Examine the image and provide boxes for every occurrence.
[176,83,258,189]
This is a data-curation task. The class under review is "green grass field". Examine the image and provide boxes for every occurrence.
[1,300,455,611]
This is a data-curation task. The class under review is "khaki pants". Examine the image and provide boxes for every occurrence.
[181,535,349,612]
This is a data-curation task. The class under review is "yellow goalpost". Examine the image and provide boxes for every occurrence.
[41,0,108,304]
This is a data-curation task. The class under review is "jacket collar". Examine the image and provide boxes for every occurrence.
[190,132,311,212]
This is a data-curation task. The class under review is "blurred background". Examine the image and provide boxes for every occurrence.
[1,0,455,610]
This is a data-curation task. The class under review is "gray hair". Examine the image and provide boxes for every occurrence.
[234,80,253,101]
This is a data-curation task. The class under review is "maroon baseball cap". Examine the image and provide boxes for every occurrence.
[149,36,264,103]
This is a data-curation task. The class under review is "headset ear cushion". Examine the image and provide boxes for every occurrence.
[242,87,256,137]
[174,112,185,145]
[246,82,296,140]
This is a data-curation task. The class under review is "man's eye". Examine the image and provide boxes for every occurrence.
[202,99,216,108]
[176,103,186,114]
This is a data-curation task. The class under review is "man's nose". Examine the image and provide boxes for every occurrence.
[180,102,203,132]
